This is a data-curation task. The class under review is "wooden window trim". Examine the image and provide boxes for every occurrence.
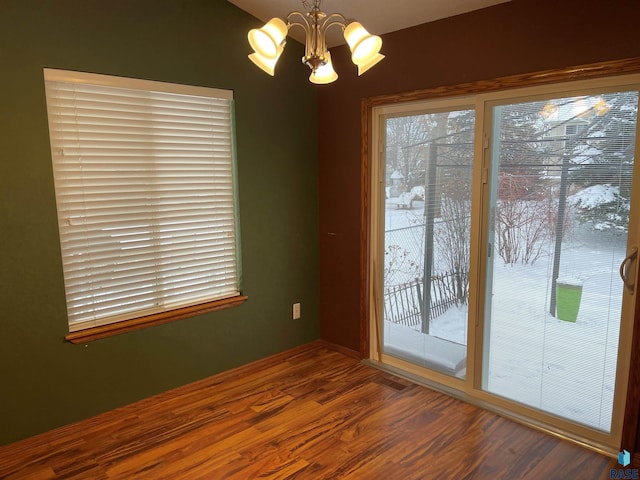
[65,295,248,344]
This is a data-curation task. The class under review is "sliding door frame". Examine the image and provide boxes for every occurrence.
[360,57,640,454]
[475,79,640,448]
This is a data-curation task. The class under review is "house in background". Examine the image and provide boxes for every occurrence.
[1,0,640,462]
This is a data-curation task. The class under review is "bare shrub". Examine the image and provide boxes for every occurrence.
[434,196,470,303]
[495,173,561,265]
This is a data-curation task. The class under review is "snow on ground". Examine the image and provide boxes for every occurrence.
[382,199,626,432]
[485,244,622,432]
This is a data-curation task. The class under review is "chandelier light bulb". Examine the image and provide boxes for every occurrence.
[248,47,283,76]
[344,22,383,67]
[309,52,338,84]
[352,35,382,64]
[248,17,288,60]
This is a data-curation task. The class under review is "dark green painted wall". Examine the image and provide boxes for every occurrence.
[0,0,319,445]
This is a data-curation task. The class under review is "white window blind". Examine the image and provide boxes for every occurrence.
[44,69,241,332]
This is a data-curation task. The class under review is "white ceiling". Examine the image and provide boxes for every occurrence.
[228,0,511,47]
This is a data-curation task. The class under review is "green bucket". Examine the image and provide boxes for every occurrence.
[556,281,583,322]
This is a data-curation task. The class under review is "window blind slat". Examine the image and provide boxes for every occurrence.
[45,69,240,329]
[63,257,238,286]
[66,277,238,314]
[60,244,237,272]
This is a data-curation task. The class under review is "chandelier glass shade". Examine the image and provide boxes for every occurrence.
[247,0,384,84]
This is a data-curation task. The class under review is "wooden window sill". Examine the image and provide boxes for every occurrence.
[65,295,249,344]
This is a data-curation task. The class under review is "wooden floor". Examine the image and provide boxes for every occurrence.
[0,341,619,479]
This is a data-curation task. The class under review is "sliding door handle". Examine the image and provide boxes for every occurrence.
[619,246,638,294]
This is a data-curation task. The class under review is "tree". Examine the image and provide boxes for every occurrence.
[492,101,559,265]
[495,173,559,265]
[432,110,474,301]
[568,91,638,231]
[385,116,429,189]
[497,100,549,183]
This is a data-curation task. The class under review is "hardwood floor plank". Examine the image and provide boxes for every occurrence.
[4,464,58,480]
[0,341,614,479]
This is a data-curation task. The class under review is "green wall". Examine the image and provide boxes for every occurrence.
[0,0,319,445]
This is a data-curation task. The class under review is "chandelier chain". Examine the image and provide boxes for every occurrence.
[302,0,322,13]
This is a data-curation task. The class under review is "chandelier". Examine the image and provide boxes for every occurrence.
[247,0,385,84]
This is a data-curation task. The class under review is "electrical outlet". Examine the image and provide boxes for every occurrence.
[293,302,301,320]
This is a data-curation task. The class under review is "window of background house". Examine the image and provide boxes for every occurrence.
[44,69,242,334]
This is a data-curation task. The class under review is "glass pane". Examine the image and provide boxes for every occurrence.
[483,91,638,432]
[382,109,475,378]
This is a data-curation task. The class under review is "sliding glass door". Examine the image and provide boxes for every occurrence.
[482,90,639,433]
[380,105,474,379]
[372,75,640,449]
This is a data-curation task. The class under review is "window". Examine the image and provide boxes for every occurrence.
[565,122,588,136]
[44,69,244,339]
[380,103,474,378]
[368,70,640,451]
